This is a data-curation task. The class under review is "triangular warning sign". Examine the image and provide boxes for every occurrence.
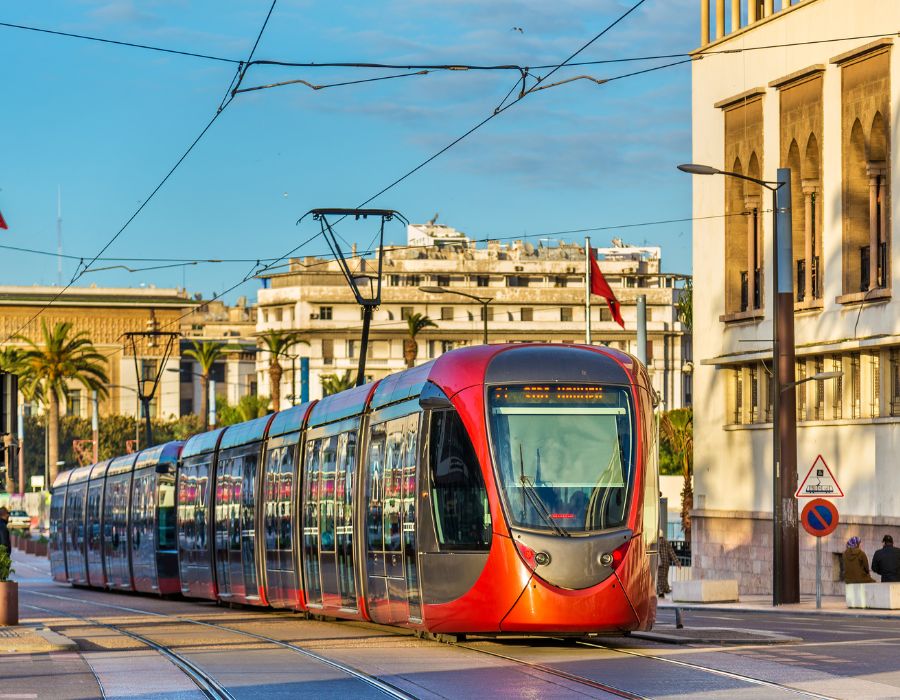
[796,455,843,498]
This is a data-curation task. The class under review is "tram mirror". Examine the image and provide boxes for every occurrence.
[418,382,452,410]
[419,394,452,410]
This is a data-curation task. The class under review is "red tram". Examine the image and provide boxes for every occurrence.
[50,344,659,634]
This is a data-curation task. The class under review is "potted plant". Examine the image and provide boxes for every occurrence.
[34,536,48,557]
[0,545,17,626]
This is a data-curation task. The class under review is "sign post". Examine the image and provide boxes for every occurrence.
[800,498,840,609]
[796,455,843,610]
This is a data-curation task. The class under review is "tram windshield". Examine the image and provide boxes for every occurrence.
[488,384,635,534]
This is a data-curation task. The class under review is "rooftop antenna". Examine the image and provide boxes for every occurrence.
[56,186,63,285]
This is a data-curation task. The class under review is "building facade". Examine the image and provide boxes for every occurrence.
[691,0,899,594]
[0,285,194,421]
[257,222,692,407]
[178,297,258,414]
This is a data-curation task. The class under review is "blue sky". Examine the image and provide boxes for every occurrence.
[0,0,696,301]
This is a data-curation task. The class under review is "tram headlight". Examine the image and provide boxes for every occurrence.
[598,541,630,570]
[534,551,551,567]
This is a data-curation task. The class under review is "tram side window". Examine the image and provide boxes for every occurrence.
[428,410,491,551]
[158,476,176,551]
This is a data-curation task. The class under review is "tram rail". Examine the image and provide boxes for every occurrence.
[22,589,415,700]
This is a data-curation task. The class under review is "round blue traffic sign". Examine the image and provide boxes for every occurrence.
[801,498,839,537]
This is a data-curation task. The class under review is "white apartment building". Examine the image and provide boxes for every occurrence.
[256,222,691,406]
[690,0,900,594]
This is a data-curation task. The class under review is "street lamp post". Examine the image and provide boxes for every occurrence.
[419,286,493,345]
[678,162,800,606]
[108,385,141,449]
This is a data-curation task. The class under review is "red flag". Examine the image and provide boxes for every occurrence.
[0,210,6,230]
[589,248,625,328]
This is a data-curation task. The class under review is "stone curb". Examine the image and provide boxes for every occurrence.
[632,625,801,645]
[36,627,79,651]
[659,601,900,621]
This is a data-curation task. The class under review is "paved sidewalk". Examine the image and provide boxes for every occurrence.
[660,592,900,617]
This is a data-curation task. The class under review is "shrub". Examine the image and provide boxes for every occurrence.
[0,546,13,582]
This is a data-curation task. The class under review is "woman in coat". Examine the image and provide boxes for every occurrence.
[843,536,875,583]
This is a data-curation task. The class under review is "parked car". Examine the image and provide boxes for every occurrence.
[7,510,31,530]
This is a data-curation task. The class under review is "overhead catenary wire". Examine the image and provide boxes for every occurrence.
[0,209,746,275]
[2,18,893,74]
[0,0,280,347]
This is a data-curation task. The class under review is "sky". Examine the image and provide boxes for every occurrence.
[0,0,698,303]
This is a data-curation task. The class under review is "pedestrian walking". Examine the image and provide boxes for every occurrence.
[843,536,875,583]
[872,534,900,583]
[0,507,10,554]
[657,535,681,597]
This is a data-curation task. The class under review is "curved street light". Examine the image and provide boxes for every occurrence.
[678,160,802,606]
[419,286,493,345]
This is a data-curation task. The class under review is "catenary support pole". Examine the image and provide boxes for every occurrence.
[356,306,373,386]
[209,378,217,429]
[17,404,24,496]
[774,167,799,605]
[91,390,99,463]
[585,237,592,345]
[636,295,647,365]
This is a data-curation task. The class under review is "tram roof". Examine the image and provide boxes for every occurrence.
[268,402,314,438]
[370,361,433,410]
[135,441,183,471]
[107,452,139,477]
[181,427,226,459]
[482,344,634,385]
[89,459,112,482]
[219,415,274,450]
[308,382,375,427]
[66,464,93,486]
[51,469,72,491]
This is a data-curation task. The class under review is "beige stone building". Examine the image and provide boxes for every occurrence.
[178,297,259,413]
[690,0,899,594]
[257,222,692,407]
[0,285,195,420]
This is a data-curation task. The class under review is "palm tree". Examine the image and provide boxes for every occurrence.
[15,321,108,485]
[320,370,355,397]
[660,408,693,543]
[183,341,224,431]
[403,313,437,368]
[258,331,306,411]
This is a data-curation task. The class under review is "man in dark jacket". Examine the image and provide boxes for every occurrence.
[0,507,10,554]
[872,534,900,582]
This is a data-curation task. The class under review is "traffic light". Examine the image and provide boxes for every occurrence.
[0,373,17,436]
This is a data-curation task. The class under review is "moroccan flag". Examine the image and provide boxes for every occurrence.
[589,248,625,328]
[0,209,6,230]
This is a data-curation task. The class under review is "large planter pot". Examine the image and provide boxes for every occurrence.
[24,539,35,555]
[14,536,25,551]
[33,542,48,557]
[0,582,17,626]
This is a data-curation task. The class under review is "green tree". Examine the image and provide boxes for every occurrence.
[183,341,224,432]
[660,408,693,543]
[676,280,693,331]
[217,395,271,427]
[15,321,109,485]
[403,313,437,368]
[258,331,307,411]
[320,370,355,396]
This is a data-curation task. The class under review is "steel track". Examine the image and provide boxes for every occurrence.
[22,602,233,700]
[578,639,839,700]
[23,589,414,700]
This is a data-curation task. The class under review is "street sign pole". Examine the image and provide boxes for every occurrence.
[816,536,822,609]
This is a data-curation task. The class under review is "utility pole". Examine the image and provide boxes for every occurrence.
[636,295,648,365]
[57,186,63,286]
[585,237,592,345]
[91,390,99,463]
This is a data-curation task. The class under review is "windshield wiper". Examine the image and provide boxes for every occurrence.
[518,444,570,537]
